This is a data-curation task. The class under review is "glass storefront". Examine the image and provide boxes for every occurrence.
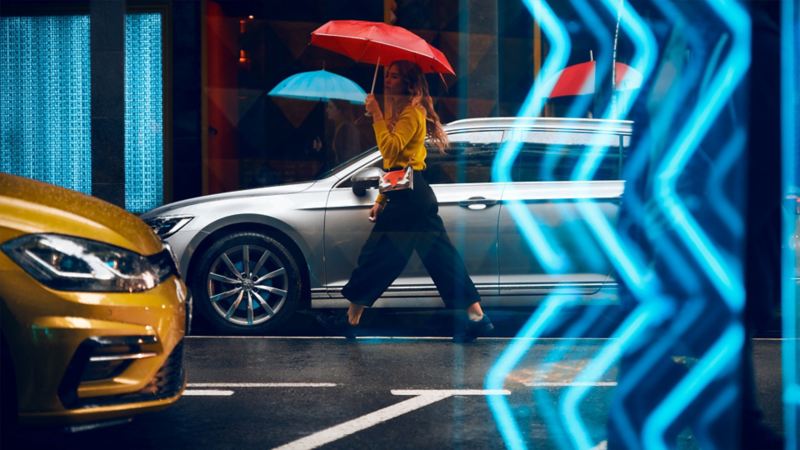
[203,0,542,193]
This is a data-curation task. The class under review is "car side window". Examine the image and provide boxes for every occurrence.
[510,130,626,182]
[424,131,503,184]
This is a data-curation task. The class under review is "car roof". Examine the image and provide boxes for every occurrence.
[444,117,633,135]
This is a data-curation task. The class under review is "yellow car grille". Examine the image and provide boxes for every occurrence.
[60,340,184,409]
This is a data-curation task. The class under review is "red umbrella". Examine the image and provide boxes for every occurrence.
[310,20,455,92]
[547,61,643,98]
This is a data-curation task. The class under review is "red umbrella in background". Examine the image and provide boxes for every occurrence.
[310,20,455,93]
[547,61,643,98]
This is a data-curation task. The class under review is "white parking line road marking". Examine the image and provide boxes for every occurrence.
[273,394,450,450]
[392,389,511,396]
[273,390,511,450]
[183,383,337,397]
[187,383,337,388]
[524,382,617,387]
[183,389,234,396]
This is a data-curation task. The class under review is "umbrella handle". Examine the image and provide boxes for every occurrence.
[370,56,381,94]
[438,73,448,92]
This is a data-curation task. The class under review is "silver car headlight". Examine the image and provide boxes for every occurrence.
[144,215,193,239]
[1,234,177,293]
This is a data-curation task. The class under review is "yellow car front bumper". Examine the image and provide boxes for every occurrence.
[0,266,187,426]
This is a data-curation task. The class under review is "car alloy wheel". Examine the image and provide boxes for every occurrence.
[193,232,301,334]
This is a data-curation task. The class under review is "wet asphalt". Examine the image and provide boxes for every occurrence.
[10,307,785,450]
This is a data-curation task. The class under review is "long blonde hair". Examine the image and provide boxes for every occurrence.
[386,60,449,153]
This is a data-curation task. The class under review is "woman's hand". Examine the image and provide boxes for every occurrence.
[364,94,383,122]
[368,202,385,222]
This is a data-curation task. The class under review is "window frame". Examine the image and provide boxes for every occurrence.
[504,129,628,183]
[423,129,505,185]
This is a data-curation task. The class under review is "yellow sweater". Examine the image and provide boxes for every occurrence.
[373,104,427,204]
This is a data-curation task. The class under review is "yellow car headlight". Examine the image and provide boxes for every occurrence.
[1,234,177,293]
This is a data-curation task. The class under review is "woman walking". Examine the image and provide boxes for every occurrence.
[318,60,493,342]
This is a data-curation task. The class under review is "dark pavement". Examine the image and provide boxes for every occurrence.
[12,311,783,449]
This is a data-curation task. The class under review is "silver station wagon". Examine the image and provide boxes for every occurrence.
[143,117,632,334]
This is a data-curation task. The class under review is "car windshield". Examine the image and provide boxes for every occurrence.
[315,146,378,180]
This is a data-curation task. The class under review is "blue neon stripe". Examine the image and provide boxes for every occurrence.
[695,383,738,450]
[486,295,575,450]
[706,129,746,238]
[781,2,799,450]
[607,298,705,450]
[560,0,658,445]
[561,302,669,449]
[484,1,572,446]
[535,0,611,272]
[634,0,749,443]
[490,0,571,274]
[566,0,657,295]
[534,301,612,449]
[642,324,744,450]
[610,0,706,301]
[653,0,750,304]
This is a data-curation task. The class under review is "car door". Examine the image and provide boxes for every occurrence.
[322,130,503,302]
[497,128,626,302]
[322,154,384,297]
[421,130,504,297]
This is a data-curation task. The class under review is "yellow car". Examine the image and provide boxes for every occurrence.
[0,174,186,431]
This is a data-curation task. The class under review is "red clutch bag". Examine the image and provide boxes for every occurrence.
[378,167,414,193]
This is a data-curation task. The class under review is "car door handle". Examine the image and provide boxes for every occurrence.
[458,197,497,210]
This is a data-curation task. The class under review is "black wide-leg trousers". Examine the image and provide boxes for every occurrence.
[342,171,481,309]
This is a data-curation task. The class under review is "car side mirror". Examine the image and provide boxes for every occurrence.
[351,166,383,196]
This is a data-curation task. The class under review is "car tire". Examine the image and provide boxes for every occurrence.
[191,232,303,335]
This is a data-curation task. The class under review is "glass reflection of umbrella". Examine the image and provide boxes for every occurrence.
[546,61,643,98]
[268,69,367,104]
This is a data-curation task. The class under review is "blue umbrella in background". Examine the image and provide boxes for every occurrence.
[268,69,366,104]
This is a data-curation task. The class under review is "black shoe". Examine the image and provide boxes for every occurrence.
[315,312,357,340]
[453,314,494,343]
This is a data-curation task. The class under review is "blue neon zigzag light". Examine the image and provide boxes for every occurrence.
[601,8,742,444]
[509,0,622,446]
[484,1,571,447]
[485,0,751,448]
[485,0,657,447]
[568,1,748,448]
[559,1,748,447]
[641,1,750,446]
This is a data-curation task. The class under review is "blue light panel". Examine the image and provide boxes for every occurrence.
[125,13,163,213]
[782,1,799,447]
[0,16,92,193]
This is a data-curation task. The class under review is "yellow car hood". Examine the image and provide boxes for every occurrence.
[0,174,162,255]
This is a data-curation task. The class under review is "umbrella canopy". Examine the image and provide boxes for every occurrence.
[268,69,367,104]
[547,61,643,98]
[310,20,455,76]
